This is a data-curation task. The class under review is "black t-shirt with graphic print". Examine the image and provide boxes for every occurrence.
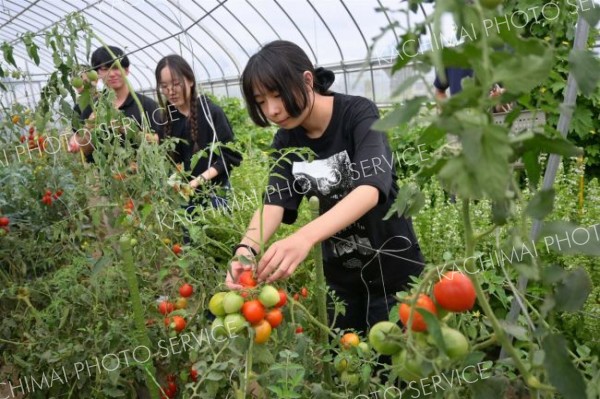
[265,92,425,295]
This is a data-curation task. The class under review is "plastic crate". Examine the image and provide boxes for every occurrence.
[493,110,546,134]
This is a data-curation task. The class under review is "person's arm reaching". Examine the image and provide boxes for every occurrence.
[257,185,379,282]
[225,204,284,289]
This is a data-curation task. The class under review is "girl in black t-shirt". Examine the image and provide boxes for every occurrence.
[155,55,242,208]
[226,41,425,334]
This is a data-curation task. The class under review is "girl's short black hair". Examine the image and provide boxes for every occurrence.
[241,40,334,127]
[91,46,130,71]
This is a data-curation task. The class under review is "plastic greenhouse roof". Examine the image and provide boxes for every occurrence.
[0,0,433,95]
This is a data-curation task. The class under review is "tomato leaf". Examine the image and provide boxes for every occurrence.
[539,221,600,256]
[522,151,542,189]
[525,188,555,220]
[542,334,587,398]
[470,376,509,399]
[416,308,446,354]
[1,43,16,67]
[373,96,426,131]
[384,183,424,219]
[553,267,592,312]
[498,320,528,341]
[569,49,600,96]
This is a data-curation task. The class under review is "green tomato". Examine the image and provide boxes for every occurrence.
[428,327,470,359]
[392,350,422,382]
[340,371,360,386]
[223,314,247,336]
[334,355,348,372]
[208,292,227,317]
[87,70,98,81]
[210,317,227,338]
[357,342,370,356]
[258,285,280,308]
[71,77,84,89]
[368,321,403,356]
[222,292,244,314]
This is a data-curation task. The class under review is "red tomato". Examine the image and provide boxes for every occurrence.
[171,315,186,332]
[399,294,438,332]
[172,244,182,255]
[265,308,283,328]
[433,271,476,312]
[0,217,9,227]
[300,287,308,298]
[238,270,257,288]
[179,283,193,298]
[241,299,265,324]
[275,289,287,307]
[295,326,304,334]
[190,367,198,382]
[293,293,300,301]
[158,301,174,315]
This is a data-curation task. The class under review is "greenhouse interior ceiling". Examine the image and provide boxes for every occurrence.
[2,0,599,108]
[1,0,448,107]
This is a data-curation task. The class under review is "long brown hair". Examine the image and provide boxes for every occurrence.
[155,54,201,152]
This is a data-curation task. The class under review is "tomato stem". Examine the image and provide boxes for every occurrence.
[461,200,554,393]
[120,235,160,399]
[308,196,334,386]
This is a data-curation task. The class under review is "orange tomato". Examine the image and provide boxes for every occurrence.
[253,319,272,344]
[399,294,438,332]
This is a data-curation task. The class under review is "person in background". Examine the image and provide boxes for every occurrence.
[155,55,242,240]
[226,40,425,335]
[69,46,162,161]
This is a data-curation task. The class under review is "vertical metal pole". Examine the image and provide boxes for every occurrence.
[500,15,591,358]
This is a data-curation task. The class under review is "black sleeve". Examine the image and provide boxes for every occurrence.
[433,68,449,91]
[264,132,303,224]
[349,98,394,205]
[206,101,242,175]
[141,96,163,138]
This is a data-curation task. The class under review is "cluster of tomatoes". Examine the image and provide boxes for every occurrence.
[160,373,178,399]
[41,189,63,206]
[367,271,477,381]
[0,216,10,235]
[157,283,194,334]
[208,271,287,344]
[333,332,372,386]
[19,126,46,151]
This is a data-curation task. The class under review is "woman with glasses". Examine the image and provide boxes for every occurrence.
[155,55,242,235]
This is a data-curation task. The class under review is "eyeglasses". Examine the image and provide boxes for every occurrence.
[159,81,182,93]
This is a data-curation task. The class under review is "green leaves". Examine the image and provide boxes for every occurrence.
[23,33,40,66]
[525,189,555,220]
[569,49,600,96]
[373,96,426,131]
[384,183,425,219]
[540,221,600,256]
[2,42,16,67]
[542,334,587,398]
[491,35,554,94]
[554,268,593,312]
[439,124,512,200]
